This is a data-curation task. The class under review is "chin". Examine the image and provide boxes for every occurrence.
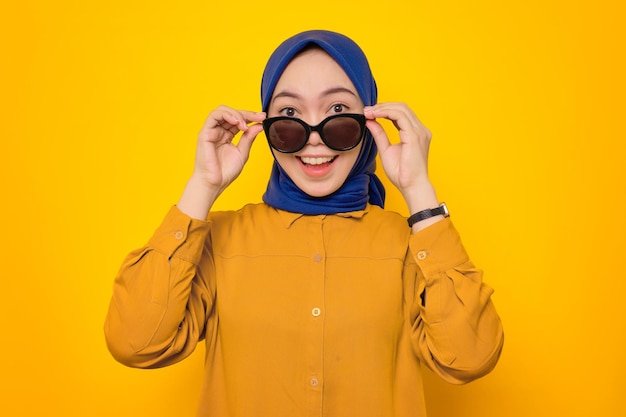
[297,183,341,198]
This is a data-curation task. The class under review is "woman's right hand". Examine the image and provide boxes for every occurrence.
[177,106,266,219]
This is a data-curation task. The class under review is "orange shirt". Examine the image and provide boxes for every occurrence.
[105,203,503,417]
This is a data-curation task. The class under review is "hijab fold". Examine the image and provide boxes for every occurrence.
[261,30,385,215]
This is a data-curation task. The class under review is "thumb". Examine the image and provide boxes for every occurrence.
[236,123,264,159]
[366,120,391,155]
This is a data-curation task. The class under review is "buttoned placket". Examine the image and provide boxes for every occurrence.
[305,215,326,416]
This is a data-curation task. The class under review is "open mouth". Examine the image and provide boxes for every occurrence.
[298,156,337,166]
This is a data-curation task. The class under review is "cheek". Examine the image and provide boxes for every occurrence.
[273,152,292,169]
[343,147,362,173]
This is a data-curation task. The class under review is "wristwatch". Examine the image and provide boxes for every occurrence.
[407,203,449,227]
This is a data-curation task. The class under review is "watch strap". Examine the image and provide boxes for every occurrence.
[407,203,449,227]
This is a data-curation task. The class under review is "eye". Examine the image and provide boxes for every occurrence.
[330,103,348,113]
[280,107,297,117]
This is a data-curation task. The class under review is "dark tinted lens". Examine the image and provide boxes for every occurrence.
[322,117,362,150]
[268,120,306,152]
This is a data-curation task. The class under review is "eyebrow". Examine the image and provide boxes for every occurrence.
[272,86,358,102]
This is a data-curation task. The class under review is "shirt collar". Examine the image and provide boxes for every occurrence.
[274,204,371,228]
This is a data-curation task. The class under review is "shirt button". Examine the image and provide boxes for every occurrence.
[313,253,323,262]
[417,250,428,260]
[311,307,321,317]
[174,231,184,240]
[310,376,319,387]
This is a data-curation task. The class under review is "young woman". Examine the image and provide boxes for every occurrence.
[105,30,503,417]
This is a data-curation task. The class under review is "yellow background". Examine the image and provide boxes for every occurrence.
[2,0,624,416]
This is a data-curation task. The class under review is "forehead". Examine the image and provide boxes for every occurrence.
[271,48,359,100]
[280,48,351,84]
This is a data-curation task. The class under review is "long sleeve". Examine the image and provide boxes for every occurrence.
[408,218,504,384]
[104,206,216,368]
[103,204,503,416]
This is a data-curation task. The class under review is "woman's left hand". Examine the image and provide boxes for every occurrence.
[364,102,438,213]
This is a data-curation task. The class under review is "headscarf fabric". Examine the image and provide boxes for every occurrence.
[260,30,385,215]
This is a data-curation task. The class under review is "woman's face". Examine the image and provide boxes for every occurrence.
[267,47,364,198]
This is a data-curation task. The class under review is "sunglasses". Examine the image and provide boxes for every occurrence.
[263,113,366,153]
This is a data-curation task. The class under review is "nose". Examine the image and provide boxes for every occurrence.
[307,130,324,146]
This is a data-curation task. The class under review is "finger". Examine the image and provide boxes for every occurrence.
[212,111,265,137]
[220,109,266,130]
[365,120,392,154]
[368,102,427,131]
[370,102,419,124]
[239,111,267,124]
[199,108,260,142]
[199,109,236,138]
[236,123,264,158]
[201,106,247,128]
[365,103,431,143]
[222,112,249,132]
[365,104,417,133]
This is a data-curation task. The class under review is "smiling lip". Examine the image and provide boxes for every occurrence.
[296,155,337,177]
[299,155,336,165]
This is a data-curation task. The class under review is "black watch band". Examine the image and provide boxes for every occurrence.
[407,203,449,227]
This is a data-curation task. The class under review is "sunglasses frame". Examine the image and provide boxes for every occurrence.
[263,113,366,154]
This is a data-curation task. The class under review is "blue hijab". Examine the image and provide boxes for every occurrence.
[261,30,385,215]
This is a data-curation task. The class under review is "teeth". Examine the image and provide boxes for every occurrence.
[300,156,335,165]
